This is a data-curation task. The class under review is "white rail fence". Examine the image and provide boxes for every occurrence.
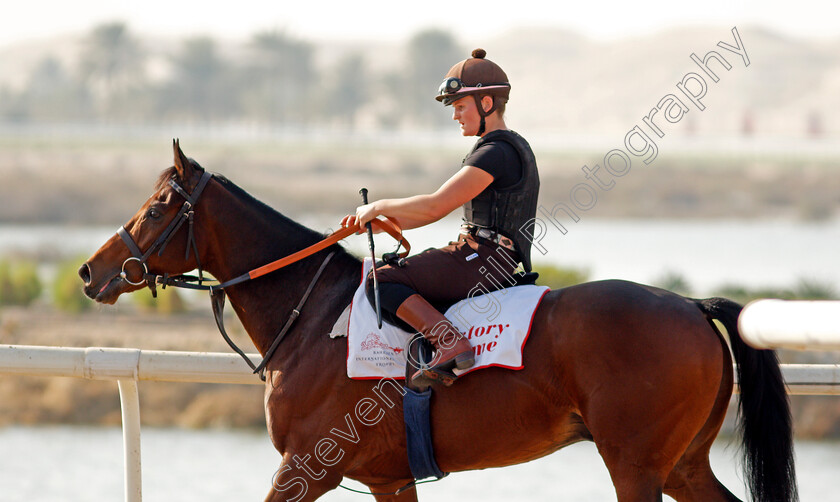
[1,297,839,502]
[740,299,840,351]
[0,346,263,502]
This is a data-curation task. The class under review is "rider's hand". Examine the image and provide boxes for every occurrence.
[341,203,380,234]
[354,203,378,228]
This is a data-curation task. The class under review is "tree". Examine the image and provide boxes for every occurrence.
[23,57,91,121]
[322,53,368,128]
[77,22,146,116]
[240,31,315,125]
[403,29,461,127]
[160,36,238,121]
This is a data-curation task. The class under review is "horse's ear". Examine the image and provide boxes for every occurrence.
[172,138,192,181]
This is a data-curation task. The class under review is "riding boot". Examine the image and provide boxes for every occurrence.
[396,294,475,387]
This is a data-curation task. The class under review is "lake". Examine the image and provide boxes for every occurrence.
[0,426,837,501]
[2,217,837,296]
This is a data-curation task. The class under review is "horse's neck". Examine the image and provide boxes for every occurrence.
[201,186,356,357]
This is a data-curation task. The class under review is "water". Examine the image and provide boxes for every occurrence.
[1,218,838,296]
[310,216,840,295]
[0,426,837,501]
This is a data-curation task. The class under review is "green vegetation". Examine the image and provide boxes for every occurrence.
[533,263,590,289]
[0,259,42,306]
[0,251,836,315]
[653,271,693,297]
[716,278,837,305]
[51,258,92,313]
[133,286,186,315]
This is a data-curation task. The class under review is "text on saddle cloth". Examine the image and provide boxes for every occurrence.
[346,258,549,379]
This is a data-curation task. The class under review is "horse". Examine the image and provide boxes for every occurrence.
[78,141,797,502]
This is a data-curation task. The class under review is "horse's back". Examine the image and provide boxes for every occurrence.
[535,278,718,351]
[530,278,727,416]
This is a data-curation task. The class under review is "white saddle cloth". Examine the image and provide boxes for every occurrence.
[342,258,549,380]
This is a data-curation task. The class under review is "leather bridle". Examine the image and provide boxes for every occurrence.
[113,170,410,381]
[118,171,213,293]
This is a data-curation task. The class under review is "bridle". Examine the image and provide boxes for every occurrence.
[118,171,213,292]
[114,170,409,381]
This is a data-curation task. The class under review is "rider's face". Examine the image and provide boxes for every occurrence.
[451,96,481,136]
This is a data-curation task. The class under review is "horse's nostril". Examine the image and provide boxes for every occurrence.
[78,263,92,285]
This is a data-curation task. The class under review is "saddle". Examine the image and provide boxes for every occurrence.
[343,259,549,382]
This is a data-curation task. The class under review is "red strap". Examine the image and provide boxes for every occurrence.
[248,217,410,281]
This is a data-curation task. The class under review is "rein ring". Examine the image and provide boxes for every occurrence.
[120,257,149,286]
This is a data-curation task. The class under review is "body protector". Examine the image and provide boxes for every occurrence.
[462,129,540,272]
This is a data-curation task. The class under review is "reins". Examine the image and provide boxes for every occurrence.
[116,171,410,381]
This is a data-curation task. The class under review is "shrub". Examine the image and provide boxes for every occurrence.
[713,282,831,305]
[133,286,186,315]
[52,259,91,313]
[653,270,692,296]
[795,278,837,300]
[0,259,43,306]
[533,263,589,290]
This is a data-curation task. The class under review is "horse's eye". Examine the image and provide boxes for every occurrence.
[148,208,162,219]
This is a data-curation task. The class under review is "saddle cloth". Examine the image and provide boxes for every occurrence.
[342,258,549,380]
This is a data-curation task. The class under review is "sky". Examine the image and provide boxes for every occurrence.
[0,0,834,48]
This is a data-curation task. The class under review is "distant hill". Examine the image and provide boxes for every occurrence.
[487,26,840,138]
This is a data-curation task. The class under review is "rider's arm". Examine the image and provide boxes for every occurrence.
[343,166,493,230]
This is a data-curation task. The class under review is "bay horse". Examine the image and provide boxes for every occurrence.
[79,141,797,502]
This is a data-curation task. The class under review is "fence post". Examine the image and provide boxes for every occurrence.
[118,379,142,502]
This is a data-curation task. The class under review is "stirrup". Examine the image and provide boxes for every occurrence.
[410,350,473,387]
[411,366,458,387]
[428,347,475,371]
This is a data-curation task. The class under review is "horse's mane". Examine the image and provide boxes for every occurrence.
[155,164,348,255]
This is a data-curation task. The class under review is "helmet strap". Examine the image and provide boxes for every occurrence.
[473,94,496,137]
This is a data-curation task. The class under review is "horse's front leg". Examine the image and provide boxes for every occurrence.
[264,452,342,502]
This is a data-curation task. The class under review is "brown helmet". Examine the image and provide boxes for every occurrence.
[435,48,510,106]
[436,48,510,135]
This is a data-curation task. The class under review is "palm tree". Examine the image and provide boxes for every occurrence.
[241,31,315,124]
[404,30,461,127]
[77,22,145,113]
[162,36,237,121]
[322,53,368,128]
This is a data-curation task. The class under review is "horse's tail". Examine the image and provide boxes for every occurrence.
[695,297,798,502]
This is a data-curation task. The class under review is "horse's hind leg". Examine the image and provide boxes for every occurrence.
[664,456,740,502]
[582,338,725,500]
[607,465,667,502]
[664,423,741,502]
[664,333,741,502]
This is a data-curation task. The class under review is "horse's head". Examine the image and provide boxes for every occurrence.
[79,140,212,304]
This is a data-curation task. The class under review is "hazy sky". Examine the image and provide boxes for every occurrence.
[0,0,833,47]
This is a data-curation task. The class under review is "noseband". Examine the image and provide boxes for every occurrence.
[117,171,214,294]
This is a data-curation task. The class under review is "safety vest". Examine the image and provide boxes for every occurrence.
[462,129,540,272]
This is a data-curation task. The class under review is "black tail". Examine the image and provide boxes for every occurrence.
[696,297,798,502]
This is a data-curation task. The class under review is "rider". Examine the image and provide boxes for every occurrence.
[342,48,540,387]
